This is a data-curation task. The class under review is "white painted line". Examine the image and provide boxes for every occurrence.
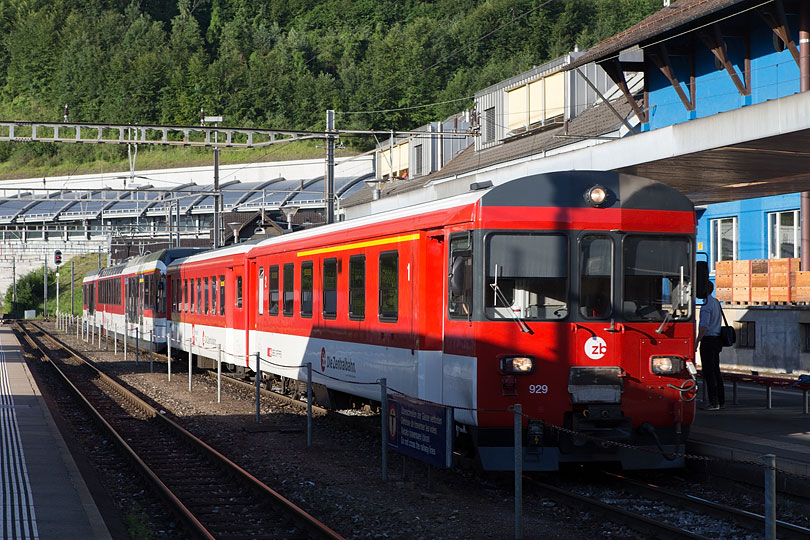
[1,349,39,540]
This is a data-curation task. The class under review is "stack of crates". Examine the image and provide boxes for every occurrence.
[714,258,805,304]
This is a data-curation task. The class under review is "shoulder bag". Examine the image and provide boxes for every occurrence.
[719,305,736,348]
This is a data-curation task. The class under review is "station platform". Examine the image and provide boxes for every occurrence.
[687,377,810,484]
[0,326,112,540]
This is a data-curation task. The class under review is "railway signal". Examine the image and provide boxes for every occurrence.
[54,249,62,265]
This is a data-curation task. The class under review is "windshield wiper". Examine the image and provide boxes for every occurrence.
[655,308,673,334]
[491,265,532,334]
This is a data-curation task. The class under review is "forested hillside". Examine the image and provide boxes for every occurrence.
[0,0,660,171]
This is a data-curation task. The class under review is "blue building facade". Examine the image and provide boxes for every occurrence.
[637,4,805,272]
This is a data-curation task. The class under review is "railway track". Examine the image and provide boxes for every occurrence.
[16,321,345,540]
[604,472,810,540]
[526,471,810,540]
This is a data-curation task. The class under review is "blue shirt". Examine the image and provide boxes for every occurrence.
[699,295,722,336]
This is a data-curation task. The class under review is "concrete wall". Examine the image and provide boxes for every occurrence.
[698,304,810,374]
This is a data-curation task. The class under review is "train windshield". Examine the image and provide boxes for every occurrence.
[622,235,692,322]
[485,233,568,320]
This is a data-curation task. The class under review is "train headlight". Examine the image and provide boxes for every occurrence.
[500,356,535,374]
[584,185,608,207]
[650,355,684,375]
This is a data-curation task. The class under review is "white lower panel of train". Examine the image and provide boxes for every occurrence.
[169,321,478,426]
[84,311,167,345]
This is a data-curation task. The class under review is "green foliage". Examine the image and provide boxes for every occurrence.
[0,0,659,171]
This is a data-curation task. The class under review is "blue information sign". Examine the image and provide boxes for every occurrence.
[386,394,453,469]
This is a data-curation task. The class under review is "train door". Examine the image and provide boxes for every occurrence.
[225,264,247,367]
[416,228,445,403]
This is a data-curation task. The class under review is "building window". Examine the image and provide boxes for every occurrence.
[323,258,337,319]
[768,210,799,259]
[379,252,398,321]
[283,263,294,316]
[484,107,496,142]
[349,255,365,320]
[738,321,755,348]
[301,261,313,317]
[710,217,737,270]
[414,145,423,177]
[269,265,279,315]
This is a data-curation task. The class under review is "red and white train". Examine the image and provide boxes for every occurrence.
[85,171,705,471]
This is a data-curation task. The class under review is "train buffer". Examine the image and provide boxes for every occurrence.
[700,370,810,413]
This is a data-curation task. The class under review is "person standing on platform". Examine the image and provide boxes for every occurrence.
[696,281,724,410]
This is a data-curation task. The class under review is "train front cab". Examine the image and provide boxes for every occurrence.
[447,172,700,471]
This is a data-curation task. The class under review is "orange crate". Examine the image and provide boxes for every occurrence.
[770,286,790,302]
[795,287,810,302]
[733,287,751,303]
[750,287,769,303]
[769,258,799,273]
[750,273,769,287]
[796,271,810,287]
[716,287,732,302]
[715,261,733,275]
[769,273,796,287]
[732,273,750,287]
[715,275,733,288]
[733,260,751,273]
[751,259,769,273]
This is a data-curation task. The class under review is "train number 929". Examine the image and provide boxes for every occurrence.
[529,384,549,394]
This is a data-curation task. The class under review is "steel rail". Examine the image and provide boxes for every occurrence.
[18,321,346,540]
[605,472,810,540]
[525,476,711,540]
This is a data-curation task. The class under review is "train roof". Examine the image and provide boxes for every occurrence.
[84,248,208,282]
[246,171,692,252]
[164,171,693,269]
[478,171,693,211]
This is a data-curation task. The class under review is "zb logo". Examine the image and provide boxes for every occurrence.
[585,336,607,360]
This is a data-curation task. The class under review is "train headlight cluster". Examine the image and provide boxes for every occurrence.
[584,185,608,207]
[500,355,535,374]
[650,355,685,375]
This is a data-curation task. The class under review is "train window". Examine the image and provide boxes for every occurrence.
[219,275,225,315]
[580,236,613,319]
[210,276,216,315]
[190,279,194,313]
[623,235,692,322]
[323,258,337,319]
[349,255,365,320]
[268,266,279,315]
[197,277,203,314]
[283,263,294,316]
[258,267,264,315]
[379,252,398,321]
[301,261,313,317]
[236,275,243,308]
[204,277,210,314]
[485,233,568,321]
[449,234,473,318]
